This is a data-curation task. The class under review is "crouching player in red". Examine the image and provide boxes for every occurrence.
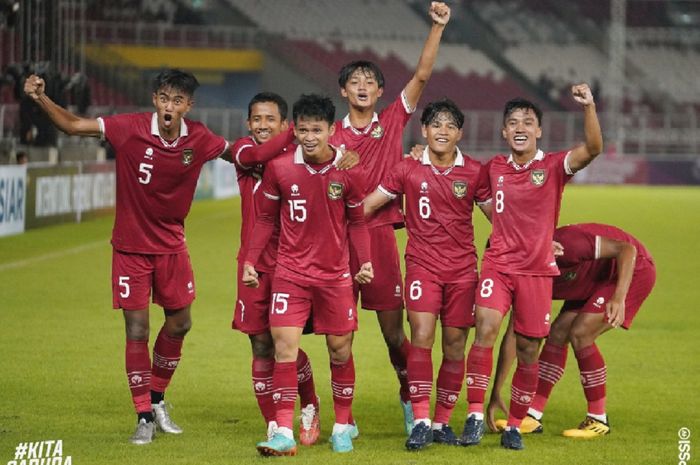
[243,94,373,455]
[364,99,491,450]
[25,69,229,444]
[489,223,656,437]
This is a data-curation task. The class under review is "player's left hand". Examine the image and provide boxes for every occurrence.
[355,262,374,284]
[571,83,594,107]
[486,392,508,433]
[242,262,259,288]
[605,297,625,328]
[552,240,564,257]
[337,147,360,170]
[429,2,451,26]
[405,144,424,161]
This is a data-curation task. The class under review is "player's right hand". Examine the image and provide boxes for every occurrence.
[486,392,508,433]
[552,240,564,257]
[242,262,259,288]
[429,2,451,26]
[405,144,424,161]
[24,74,45,101]
[354,262,374,284]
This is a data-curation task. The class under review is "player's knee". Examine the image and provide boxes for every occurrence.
[125,320,149,340]
[168,318,192,338]
[547,323,569,346]
[250,334,274,359]
[381,329,405,350]
[568,325,594,351]
[515,336,540,363]
[474,321,499,346]
[410,328,435,349]
[328,345,352,364]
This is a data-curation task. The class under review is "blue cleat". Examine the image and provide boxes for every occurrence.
[400,399,414,436]
[330,429,353,453]
[432,424,459,445]
[348,422,359,440]
[405,421,433,451]
[459,415,484,446]
[501,427,524,450]
[256,432,297,456]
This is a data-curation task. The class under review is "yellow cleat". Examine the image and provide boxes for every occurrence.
[494,415,543,434]
[562,416,610,438]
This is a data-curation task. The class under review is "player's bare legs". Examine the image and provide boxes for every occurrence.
[375,309,412,432]
[326,332,356,452]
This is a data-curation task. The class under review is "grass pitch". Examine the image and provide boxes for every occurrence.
[0,185,698,465]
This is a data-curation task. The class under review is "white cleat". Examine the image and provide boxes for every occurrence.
[152,401,183,434]
[130,419,156,445]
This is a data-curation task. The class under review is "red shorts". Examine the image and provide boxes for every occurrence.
[405,264,476,328]
[561,259,656,329]
[112,249,195,311]
[475,266,553,338]
[270,277,357,335]
[350,224,403,311]
[232,263,273,335]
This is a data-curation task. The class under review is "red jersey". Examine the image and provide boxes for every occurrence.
[98,112,228,254]
[245,146,370,286]
[379,148,490,282]
[483,150,574,276]
[232,131,295,272]
[553,223,653,301]
[330,92,414,228]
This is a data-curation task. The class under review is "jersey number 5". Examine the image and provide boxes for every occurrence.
[139,163,154,185]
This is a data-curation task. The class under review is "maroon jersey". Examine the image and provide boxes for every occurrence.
[232,132,295,273]
[483,150,574,276]
[245,146,370,286]
[330,92,414,228]
[379,148,490,282]
[98,112,227,254]
[553,223,653,301]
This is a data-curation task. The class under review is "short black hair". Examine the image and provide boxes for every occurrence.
[421,99,465,129]
[248,92,288,120]
[292,94,335,125]
[503,97,543,125]
[151,69,199,97]
[338,60,385,89]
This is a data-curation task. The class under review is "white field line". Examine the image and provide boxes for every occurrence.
[0,240,107,273]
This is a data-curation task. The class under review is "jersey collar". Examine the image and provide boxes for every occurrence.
[342,112,380,136]
[151,112,189,148]
[507,149,544,170]
[421,146,465,176]
[293,145,343,175]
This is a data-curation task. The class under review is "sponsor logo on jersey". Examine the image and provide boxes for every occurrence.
[328,182,344,200]
[371,124,384,139]
[291,184,300,196]
[420,181,428,192]
[497,175,504,187]
[452,180,468,199]
[563,271,577,281]
[145,147,154,160]
[593,296,605,308]
[531,169,546,186]
[182,148,194,166]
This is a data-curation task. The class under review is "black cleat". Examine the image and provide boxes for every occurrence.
[405,422,433,451]
[501,427,524,450]
[432,424,459,445]
[459,415,484,446]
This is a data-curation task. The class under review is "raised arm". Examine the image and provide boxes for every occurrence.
[598,237,637,327]
[567,83,603,173]
[403,2,451,110]
[24,74,101,137]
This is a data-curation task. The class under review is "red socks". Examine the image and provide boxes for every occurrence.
[532,342,567,413]
[407,346,433,420]
[508,361,538,427]
[296,348,317,408]
[125,339,152,413]
[252,357,276,424]
[330,355,355,425]
[466,344,493,414]
[389,338,411,402]
[272,361,298,429]
[434,358,465,424]
[575,344,607,416]
[151,328,183,394]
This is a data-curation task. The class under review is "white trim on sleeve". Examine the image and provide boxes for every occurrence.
[263,192,280,201]
[378,184,398,200]
[564,151,575,175]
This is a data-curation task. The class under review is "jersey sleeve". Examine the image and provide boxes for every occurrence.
[244,163,281,265]
[474,162,492,204]
[556,150,576,183]
[98,113,135,150]
[346,169,372,264]
[382,91,414,128]
[235,128,295,169]
[377,161,406,199]
[554,225,597,266]
[199,123,229,162]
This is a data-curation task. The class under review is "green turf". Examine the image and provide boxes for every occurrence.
[0,185,698,464]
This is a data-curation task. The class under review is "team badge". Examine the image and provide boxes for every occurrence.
[328,182,344,200]
[563,271,577,281]
[452,181,468,199]
[182,148,194,166]
[371,125,384,139]
[531,169,546,186]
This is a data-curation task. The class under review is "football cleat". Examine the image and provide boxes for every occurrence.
[348,422,360,440]
[299,399,320,446]
[266,421,278,441]
[501,427,524,450]
[257,432,298,456]
[129,418,156,445]
[405,421,434,451]
[152,401,183,434]
[330,428,353,453]
[562,416,610,438]
[459,415,484,446]
[400,399,414,436]
[432,424,459,445]
[494,415,543,434]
